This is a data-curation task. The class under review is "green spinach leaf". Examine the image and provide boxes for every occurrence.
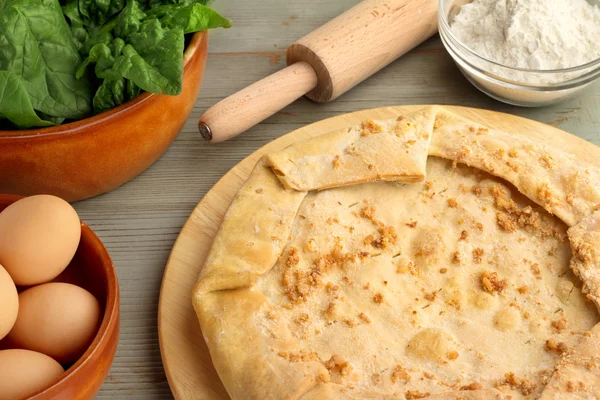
[62,0,90,50]
[0,0,92,121]
[93,78,125,113]
[145,3,231,33]
[92,77,141,114]
[0,71,57,128]
[80,18,184,97]
[115,0,146,37]
[146,0,214,11]
[78,0,125,31]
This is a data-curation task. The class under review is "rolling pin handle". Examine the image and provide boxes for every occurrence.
[198,62,318,143]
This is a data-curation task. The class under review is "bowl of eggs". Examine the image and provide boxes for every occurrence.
[0,194,119,400]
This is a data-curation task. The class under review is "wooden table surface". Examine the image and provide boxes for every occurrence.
[88,0,600,398]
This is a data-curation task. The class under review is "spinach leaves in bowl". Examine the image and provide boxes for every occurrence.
[0,0,230,129]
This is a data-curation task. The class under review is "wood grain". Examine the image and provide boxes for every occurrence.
[88,0,600,398]
[159,105,600,400]
[288,0,438,102]
[200,61,317,142]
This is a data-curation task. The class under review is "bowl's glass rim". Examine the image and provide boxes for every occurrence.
[438,0,600,75]
[0,30,207,139]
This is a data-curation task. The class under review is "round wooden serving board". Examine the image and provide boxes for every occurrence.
[158,105,600,399]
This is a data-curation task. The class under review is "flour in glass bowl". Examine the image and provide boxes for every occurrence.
[449,0,600,84]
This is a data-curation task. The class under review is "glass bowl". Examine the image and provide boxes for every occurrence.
[439,0,600,107]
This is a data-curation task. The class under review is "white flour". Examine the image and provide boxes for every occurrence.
[450,0,600,71]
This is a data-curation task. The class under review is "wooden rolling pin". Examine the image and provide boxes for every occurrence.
[198,0,438,142]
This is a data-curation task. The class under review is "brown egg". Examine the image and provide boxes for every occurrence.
[0,349,64,399]
[0,264,18,340]
[0,195,81,286]
[7,283,101,364]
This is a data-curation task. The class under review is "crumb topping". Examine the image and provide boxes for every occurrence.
[539,154,555,169]
[451,251,461,265]
[424,290,438,302]
[460,382,483,390]
[567,380,586,392]
[332,155,341,168]
[472,248,484,264]
[491,184,565,241]
[544,339,568,354]
[358,312,371,323]
[371,373,381,384]
[361,120,383,137]
[500,372,537,395]
[405,390,431,399]
[517,285,528,294]
[325,354,352,377]
[391,364,411,383]
[481,271,507,294]
[551,318,567,333]
[278,349,319,362]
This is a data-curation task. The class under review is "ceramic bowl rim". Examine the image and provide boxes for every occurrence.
[0,31,206,140]
[0,194,120,399]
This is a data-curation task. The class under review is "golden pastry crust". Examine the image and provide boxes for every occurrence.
[430,109,600,227]
[194,158,307,295]
[567,211,600,308]
[193,288,327,400]
[539,324,600,399]
[265,107,439,191]
[193,106,600,400]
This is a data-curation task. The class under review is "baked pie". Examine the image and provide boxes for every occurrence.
[193,107,600,399]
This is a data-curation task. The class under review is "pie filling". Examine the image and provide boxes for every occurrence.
[255,157,599,398]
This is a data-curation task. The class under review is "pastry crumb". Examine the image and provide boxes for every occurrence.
[460,382,483,390]
[424,291,438,302]
[517,285,528,294]
[361,120,383,136]
[501,372,537,395]
[371,372,381,384]
[294,313,309,324]
[472,248,484,264]
[545,338,568,354]
[358,312,371,323]
[481,271,507,294]
[360,206,376,220]
[373,293,384,303]
[447,198,458,208]
[405,390,430,399]
[567,380,586,392]
[277,349,319,362]
[332,155,341,168]
[451,251,461,265]
[391,364,411,383]
[551,318,567,333]
[405,220,418,228]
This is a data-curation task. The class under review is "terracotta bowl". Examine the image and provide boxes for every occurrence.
[0,194,120,400]
[0,32,209,202]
